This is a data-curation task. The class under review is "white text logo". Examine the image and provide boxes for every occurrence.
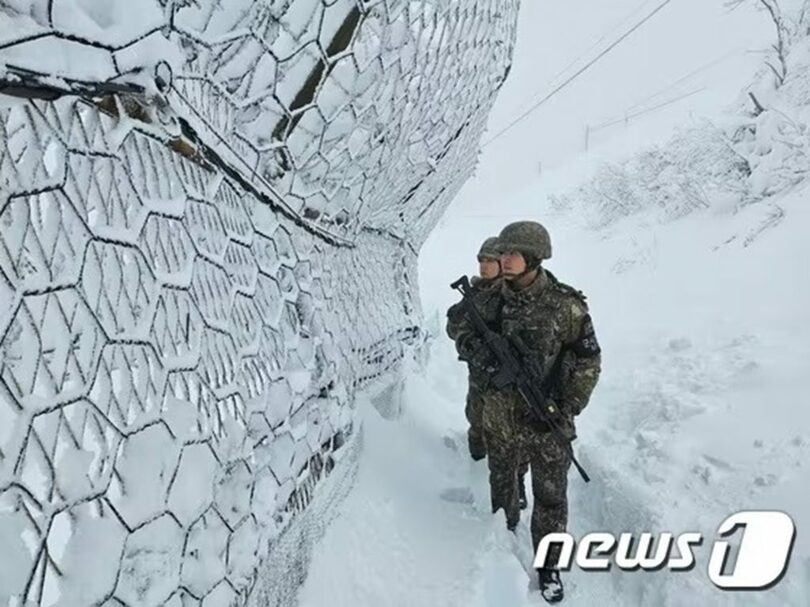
[534,510,796,591]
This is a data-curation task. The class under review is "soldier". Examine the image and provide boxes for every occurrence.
[446,237,502,461]
[483,221,601,604]
[447,238,530,507]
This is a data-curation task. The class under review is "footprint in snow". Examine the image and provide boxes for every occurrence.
[440,487,475,505]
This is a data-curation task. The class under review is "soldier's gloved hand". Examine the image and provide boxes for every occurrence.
[549,398,577,440]
[485,332,513,355]
[467,343,498,372]
[456,333,483,361]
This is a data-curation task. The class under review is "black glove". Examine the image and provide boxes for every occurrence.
[456,334,495,370]
[467,342,498,372]
[456,333,482,360]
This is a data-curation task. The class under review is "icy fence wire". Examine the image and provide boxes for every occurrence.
[0,0,518,605]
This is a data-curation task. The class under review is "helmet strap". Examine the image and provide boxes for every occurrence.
[502,251,541,284]
[519,253,541,276]
[506,261,540,286]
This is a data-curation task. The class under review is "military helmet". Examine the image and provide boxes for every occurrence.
[495,221,552,260]
[477,236,500,260]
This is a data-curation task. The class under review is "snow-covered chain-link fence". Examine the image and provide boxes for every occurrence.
[0,0,518,605]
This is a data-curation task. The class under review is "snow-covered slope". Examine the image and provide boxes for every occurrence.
[464,0,772,204]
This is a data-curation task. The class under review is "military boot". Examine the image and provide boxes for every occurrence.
[537,568,564,603]
[518,475,528,510]
[468,430,487,461]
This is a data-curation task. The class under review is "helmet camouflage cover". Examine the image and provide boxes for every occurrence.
[477,236,501,260]
[495,221,552,260]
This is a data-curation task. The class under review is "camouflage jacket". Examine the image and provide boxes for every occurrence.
[499,268,601,419]
[446,276,503,389]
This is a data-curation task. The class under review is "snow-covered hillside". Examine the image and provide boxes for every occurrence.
[465,0,772,203]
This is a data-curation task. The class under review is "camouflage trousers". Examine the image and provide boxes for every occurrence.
[481,388,571,564]
[466,382,487,458]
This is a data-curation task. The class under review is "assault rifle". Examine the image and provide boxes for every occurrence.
[450,275,590,483]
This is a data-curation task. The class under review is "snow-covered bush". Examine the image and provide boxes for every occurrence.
[734,106,810,198]
[552,1,810,228]
[550,123,752,227]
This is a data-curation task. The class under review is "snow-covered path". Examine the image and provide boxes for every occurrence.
[296,372,492,607]
[296,349,623,607]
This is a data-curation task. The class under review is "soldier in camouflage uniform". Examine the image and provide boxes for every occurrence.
[446,237,503,460]
[446,237,530,506]
[485,221,601,603]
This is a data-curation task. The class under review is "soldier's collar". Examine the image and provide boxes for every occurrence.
[502,267,550,301]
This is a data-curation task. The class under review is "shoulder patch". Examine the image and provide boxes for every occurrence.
[570,313,600,357]
[545,270,587,303]
[555,281,587,304]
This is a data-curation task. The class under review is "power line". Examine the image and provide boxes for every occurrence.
[584,48,741,134]
[510,0,661,118]
[590,85,707,132]
[623,48,740,113]
[482,0,676,148]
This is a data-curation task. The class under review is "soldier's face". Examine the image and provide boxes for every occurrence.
[478,258,500,279]
[500,251,526,278]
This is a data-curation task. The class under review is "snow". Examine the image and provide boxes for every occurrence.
[0,37,117,82]
[50,0,164,47]
[49,507,128,607]
[299,178,809,604]
[116,514,184,606]
[297,367,624,606]
[0,0,181,91]
[468,0,773,204]
[167,442,220,527]
[0,511,32,603]
[181,508,230,597]
[298,2,809,605]
[110,422,180,528]
[0,0,807,604]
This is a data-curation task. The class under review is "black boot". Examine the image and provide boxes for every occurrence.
[494,504,519,533]
[468,431,487,461]
[537,568,563,603]
[518,475,528,510]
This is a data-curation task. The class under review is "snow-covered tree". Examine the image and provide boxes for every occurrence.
[726,0,810,84]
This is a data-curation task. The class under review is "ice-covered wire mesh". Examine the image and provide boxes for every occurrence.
[0,0,518,605]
